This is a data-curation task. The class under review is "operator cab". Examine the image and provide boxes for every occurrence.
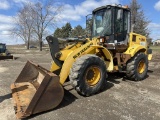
[0,43,6,53]
[86,4,131,52]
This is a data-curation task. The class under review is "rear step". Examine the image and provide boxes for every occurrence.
[11,61,64,119]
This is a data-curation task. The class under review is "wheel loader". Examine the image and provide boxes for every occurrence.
[10,4,152,119]
[0,43,13,60]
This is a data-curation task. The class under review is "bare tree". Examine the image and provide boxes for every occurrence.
[130,0,150,38]
[12,0,63,50]
[31,1,63,51]
[12,3,35,49]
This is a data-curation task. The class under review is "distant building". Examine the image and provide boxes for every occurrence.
[153,39,160,45]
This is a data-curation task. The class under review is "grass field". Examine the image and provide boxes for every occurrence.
[150,45,160,52]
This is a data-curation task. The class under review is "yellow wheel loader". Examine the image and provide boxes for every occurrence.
[11,4,152,118]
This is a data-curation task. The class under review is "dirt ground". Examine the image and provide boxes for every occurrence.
[0,48,160,120]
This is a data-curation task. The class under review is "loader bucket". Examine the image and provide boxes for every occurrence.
[10,61,64,119]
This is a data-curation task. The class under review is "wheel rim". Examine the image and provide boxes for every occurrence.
[85,66,101,86]
[137,60,146,74]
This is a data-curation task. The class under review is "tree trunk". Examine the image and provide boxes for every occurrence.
[39,34,43,51]
[40,41,42,51]
[39,36,42,51]
[27,40,29,50]
[27,34,30,50]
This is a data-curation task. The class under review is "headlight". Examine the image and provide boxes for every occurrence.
[100,38,104,42]
[55,52,62,59]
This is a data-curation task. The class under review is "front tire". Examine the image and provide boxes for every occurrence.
[69,55,107,96]
[126,52,148,81]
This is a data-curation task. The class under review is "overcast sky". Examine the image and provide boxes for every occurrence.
[0,0,160,45]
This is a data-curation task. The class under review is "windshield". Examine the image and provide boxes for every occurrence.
[92,9,111,37]
[0,45,4,49]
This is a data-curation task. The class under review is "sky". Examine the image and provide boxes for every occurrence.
[0,0,160,45]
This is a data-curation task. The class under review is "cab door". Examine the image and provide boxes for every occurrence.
[114,8,130,43]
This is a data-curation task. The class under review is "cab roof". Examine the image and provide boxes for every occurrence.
[0,43,5,45]
[93,4,130,13]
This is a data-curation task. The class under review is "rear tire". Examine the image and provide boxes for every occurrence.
[126,52,148,81]
[69,55,107,96]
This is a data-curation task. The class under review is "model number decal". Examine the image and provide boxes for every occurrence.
[140,42,146,46]
[73,43,93,59]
